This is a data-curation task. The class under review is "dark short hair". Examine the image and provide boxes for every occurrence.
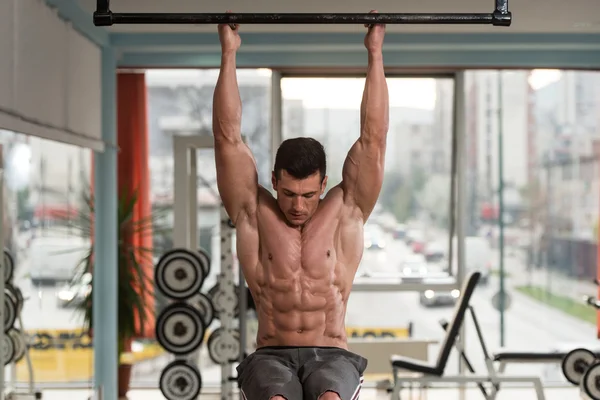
[274,137,326,181]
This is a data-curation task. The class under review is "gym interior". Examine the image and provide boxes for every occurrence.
[1,0,600,399]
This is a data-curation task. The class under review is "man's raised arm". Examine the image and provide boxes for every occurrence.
[213,21,259,224]
[341,12,389,221]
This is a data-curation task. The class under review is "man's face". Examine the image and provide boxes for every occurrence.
[272,170,327,227]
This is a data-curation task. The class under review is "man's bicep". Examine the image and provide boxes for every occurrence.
[341,139,385,219]
[214,140,259,223]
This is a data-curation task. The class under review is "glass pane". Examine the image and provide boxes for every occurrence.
[461,69,600,384]
[0,130,94,385]
[146,69,272,388]
[280,76,455,374]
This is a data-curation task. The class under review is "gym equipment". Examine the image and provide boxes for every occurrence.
[585,295,600,309]
[155,303,206,355]
[197,248,211,278]
[574,289,600,399]
[155,248,206,300]
[208,282,240,319]
[8,329,25,363]
[159,360,202,400]
[207,328,241,365]
[6,284,23,315]
[2,334,14,365]
[189,292,215,327]
[171,136,251,400]
[562,348,596,385]
[3,292,16,332]
[94,0,511,27]
[389,272,546,400]
[582,361,600,400]
[208,283,255,319]
[3,250,13,283]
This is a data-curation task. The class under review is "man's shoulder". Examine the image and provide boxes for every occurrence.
[323,185,363,219]
[256,185,276,208]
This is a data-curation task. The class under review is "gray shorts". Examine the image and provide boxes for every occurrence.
[236,346,368,400]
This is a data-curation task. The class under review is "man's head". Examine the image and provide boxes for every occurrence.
[272,137,328,226]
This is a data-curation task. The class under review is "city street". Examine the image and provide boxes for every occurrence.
[9,229,599,388]
[346,234,597,382]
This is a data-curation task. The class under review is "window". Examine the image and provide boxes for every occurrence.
[0,130,94,385]
[278,70,600,384]
[280,76,455,367]
[145,69,272,388]
[463,69,600,383]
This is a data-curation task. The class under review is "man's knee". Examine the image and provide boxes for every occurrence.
[317,391,341,400]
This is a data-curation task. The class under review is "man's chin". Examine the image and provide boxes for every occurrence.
[287,215,307,226]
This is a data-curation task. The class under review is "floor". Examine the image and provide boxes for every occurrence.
[4,386,582,400]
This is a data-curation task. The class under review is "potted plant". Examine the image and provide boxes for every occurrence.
[66,188,167,398]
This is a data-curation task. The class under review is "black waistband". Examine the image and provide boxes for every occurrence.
[256,345,343,351]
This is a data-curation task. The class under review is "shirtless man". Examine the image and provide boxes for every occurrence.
[212,12,389,400]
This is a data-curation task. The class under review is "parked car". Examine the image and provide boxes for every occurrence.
[399,254,428,283]
[419,275,461,307]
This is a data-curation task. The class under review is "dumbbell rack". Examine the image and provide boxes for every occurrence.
[168,134,253,400]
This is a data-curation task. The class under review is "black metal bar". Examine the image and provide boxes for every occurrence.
[496,0,509,14]
[94,12,511,27]
[439,320,489,399]
[96,0,109,14]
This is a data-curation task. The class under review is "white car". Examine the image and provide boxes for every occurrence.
[400,254,428,278]
[419,275,461,307]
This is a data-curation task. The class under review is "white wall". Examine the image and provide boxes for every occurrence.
[0,0,103,150]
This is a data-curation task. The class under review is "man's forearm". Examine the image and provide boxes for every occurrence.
[213,51,242,142]
[360,51,389,141]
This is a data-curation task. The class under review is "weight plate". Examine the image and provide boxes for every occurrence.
[562,348,596,385]
[207,327,241,365]
[6,284,22,315]
[14,287,24,314]
[4,294,16,332]
[208,283,239,319]
[2,333,15,365]
[582,361,600,400]
[3,250,13,283]
[189,292,214,327]
[9,329,25,363]
[159,360,202,400]
[155,303,206,355]
[155,248,206,300]
[197,248,211,278]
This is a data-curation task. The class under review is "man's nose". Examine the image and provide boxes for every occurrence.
[292,196,303,210]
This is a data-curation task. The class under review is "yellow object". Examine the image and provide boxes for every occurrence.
[16,325,410,382]
[346,326,411,339]
[15,329,165,382]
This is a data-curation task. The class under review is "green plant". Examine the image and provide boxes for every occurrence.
[68,188,169,358]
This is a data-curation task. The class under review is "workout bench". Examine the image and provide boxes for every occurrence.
[493,348,600,375]
[388,271,546,400]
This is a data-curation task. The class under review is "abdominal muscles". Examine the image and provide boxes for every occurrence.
[253,258,349,348]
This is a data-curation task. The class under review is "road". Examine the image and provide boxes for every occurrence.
[347,235,597,382]
[9,230,599,388]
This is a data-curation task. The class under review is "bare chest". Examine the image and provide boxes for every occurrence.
[260,221,339,280]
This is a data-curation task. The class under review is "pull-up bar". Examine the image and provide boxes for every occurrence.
[93,0,511,27]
